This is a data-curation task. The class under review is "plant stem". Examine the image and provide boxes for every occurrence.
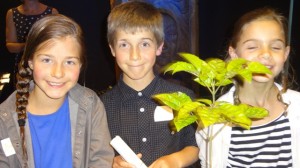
[211,123,228,141]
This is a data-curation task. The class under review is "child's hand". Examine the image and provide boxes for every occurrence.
[112,153,143,168]
[148,155,179,168]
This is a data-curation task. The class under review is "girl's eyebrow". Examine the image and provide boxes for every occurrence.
[271,39,286,44]
[36,54,53,57]
[36,54,80,60]
[65,56,80,59]
[242,39,257,44]
[242,38,285,44]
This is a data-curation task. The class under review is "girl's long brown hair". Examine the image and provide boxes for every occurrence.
[16,14,86,160]
[225,7,295,109]
[228,7,293,93]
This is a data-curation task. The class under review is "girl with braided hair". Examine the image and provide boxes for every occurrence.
[0,14,113,168]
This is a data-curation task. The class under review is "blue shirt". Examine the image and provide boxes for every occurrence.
[28,98,72,168]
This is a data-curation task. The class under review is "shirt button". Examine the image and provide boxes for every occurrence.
[142,138,147,142]
[140,108,145,112]
[138,92,143,96]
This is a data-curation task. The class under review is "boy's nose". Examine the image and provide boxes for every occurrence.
[130,48,141,61]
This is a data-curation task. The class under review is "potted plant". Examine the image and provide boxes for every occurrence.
[153,53,271,168]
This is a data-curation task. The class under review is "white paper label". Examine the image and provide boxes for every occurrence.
[1,138,16,157]
[154,106,174,122]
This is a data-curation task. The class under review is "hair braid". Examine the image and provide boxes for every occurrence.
[15,60,32,160]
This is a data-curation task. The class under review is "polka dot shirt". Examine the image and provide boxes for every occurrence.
[12,7,53,43]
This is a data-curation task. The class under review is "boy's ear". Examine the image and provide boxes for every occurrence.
[109,45,116,57]
[228,46,238,59]
[156,42,164,56]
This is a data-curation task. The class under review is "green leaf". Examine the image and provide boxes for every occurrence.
[207,58,226,73]
[243,105,269,119]
[164,62,198,76]
[247,62,272,74]
[153,53,271,132]
[179,53,206,72]
[178,101,204,114]
[217,103,252,129]
[236,69,253,82]
[153,92,192,111]
[226,58,247,75]
[195,106,224,128]
[174,102,200,131]
[196,98,212,106]
[173,114,197,131]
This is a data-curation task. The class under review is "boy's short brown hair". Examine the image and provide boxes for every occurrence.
[107,1,164,47]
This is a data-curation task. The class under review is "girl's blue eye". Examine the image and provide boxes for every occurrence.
[66,61,75,65]
[42,58,51,63]
[66,59,80,65]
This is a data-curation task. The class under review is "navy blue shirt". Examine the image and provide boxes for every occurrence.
[101,76,197,166]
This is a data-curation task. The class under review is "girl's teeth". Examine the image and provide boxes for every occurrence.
[49,82,61,86]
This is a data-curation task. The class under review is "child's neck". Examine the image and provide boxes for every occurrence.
[238,82,287,126]
[123,75,155,91]
[238,81,278,107]
[27,91,66,115]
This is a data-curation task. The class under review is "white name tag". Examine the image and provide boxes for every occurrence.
[1,138,16,157]
[154,106,174,122]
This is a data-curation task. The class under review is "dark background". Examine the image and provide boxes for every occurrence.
[0,0,116,96]
[1,0,299,100]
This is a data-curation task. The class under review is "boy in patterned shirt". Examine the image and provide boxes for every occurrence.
[101,1,199,168]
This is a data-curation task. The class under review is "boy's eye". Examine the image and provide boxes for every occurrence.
[141,42,150,47]
[118,42,128,48]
